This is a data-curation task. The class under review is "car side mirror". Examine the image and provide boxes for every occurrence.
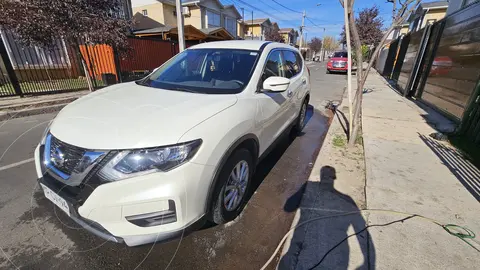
[262,76,290,92]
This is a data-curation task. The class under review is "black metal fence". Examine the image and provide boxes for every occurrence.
[0,29,180,97]
[376,1,480,151]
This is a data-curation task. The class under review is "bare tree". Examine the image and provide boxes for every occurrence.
[308,37,323,54]
[339,0,421,146]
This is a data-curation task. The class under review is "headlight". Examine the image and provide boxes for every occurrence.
[97,140,202,181]
[40,120,53,144]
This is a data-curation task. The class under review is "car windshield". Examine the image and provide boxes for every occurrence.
[137,49,260,94]
[332,52,348,58]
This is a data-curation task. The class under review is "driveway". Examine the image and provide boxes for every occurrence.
[0,62,345,269]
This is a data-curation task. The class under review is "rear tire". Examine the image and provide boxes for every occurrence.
[211,148,253,224]
[293,98,308,134]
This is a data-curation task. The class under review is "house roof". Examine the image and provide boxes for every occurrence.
[419,1,449,9]
[201,27,234,39]
[132,12,165,31]
[133,26,174,34]
[279,28,294,33]
[244,18,270,25]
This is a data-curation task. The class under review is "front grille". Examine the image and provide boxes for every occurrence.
[50,136,87,175]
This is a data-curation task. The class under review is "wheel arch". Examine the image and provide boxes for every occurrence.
[204,134,259,216]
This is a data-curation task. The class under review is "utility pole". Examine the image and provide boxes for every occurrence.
[343,0,353,136]
[299,10,305,50]
[241,8,245,39]
[322,27,326,61]
[251,11,254,40]
[175,0,185,52]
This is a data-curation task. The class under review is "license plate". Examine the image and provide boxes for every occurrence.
[40,184,70,216]
[334,63,345,68]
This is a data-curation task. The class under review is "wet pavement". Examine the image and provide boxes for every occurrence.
[0,62,345,270]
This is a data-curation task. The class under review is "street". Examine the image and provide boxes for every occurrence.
[0,62,345,270]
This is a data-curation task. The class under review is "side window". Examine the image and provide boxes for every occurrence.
[262,50,283,83]
[295,52,303,73]
[282,50,300,78]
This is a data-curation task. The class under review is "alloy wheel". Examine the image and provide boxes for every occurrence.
[223,160,249,211]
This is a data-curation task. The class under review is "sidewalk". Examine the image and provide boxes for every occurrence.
[363,72,480,269]
[278,71,480,269]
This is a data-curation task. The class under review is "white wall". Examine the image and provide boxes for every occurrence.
[132,0,158,8]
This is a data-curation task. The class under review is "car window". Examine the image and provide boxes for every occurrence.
[139,49,260,94]
[261,50,284,83]
[283,50,300,78]
[333,52,348,58]
[295,52,303,73]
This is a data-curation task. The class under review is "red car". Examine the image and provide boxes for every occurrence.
[326,51,348,74]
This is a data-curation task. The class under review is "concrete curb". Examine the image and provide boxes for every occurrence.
[0,96,79,112]
[278,87,347,266]
[0,103,69,121]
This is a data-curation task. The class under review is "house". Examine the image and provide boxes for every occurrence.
[278,28,298,45]
[243,18,273,40]
[408,1,449,32]
[131,0,242,41]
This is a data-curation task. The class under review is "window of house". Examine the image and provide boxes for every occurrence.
[207,10,221,27]
[225,16,237,37]
[142,9,148,16]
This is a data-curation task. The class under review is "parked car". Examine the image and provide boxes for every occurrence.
[34,41,311,246]
[326,51,348,73]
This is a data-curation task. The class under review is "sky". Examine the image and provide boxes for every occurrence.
[220,0,410,41]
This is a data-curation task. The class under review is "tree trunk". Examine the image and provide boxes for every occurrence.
[73,41,94,92]
[348,9,365,147]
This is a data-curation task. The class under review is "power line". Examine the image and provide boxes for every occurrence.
[233,0,297,25]
[270,0,302,14]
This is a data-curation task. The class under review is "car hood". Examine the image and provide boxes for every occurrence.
[49,82,237,149]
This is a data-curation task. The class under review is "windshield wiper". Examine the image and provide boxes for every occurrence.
[171,87,199,93]
[135,80,148,86]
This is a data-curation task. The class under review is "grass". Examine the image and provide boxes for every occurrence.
[333,134,346,147]
[0,78,106,96]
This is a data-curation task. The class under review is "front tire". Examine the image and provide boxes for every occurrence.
[326,69,330,74]
[211,148,253,224]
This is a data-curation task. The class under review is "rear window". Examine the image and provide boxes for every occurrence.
[333,52,348,58]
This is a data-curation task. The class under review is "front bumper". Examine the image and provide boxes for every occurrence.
[35,144,215,246]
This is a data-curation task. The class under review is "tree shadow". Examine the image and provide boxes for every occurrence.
[279,166,375,269]
[419,134,480,201]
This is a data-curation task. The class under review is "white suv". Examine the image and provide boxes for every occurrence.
[34,41,310,246]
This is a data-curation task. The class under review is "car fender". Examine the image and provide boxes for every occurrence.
[178,99,259,213]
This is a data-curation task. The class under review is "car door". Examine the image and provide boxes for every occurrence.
[281,50,303,125]
[255,49,292,154]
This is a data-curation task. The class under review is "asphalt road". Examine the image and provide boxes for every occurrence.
[0,62,345,270]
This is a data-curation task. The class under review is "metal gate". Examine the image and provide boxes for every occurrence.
[460,82,480,145]
[391,34,410,82]
[0,29,92,97]
[382,38,399,77]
